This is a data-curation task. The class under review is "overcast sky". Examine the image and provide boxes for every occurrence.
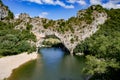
[2,0,120,20]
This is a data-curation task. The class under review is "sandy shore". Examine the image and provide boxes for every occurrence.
[0,52,38,80]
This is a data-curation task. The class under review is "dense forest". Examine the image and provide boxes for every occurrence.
[74,8,120,80]
[0,21,36,56]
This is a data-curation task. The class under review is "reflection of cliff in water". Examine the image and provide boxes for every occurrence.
[51,43,70,54]
[8,47,86,80]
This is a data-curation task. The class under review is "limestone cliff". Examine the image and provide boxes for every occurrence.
[0,0,14,20]
[14,5,107,54]
[0,1,8,20]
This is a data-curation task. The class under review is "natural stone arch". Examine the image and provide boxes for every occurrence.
[30,11,107,55]
[36,34,70,54]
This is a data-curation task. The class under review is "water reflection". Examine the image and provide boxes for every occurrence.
[8,47,86,80]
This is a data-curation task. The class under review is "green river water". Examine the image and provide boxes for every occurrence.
[7,47,87,80]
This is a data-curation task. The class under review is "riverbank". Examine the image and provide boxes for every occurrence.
[0,52,38,80]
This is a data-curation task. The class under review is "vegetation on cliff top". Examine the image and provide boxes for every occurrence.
[42,5,106,34]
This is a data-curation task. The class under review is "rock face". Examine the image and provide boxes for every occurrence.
[15,13,31,30]
[0,3,8,20]
[15,5,108,55]
[77,10,86,18]
[18,13,30,20]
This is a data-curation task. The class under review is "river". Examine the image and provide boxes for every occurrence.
[7,47,86,80]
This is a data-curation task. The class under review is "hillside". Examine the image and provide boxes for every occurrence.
[14,5,107,54]
[0,2,108,56]
[74,7,120,80]
[0,0,120,79]
[14,5,120,80]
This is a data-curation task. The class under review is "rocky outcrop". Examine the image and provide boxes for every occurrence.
[31,12,107,55]
[0,3,8,20]
[18,13,30,20]
[77,10,86,18]
[15,5,108,55]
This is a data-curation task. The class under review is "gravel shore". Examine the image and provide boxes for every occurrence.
[0,52,38,80]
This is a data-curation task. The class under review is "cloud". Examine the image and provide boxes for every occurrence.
[102,0,120,9]
[42,0,54,4]
[39,12,48,18]
[90,0,101,5]
[21,0,120,9]
[42,0,74,8]
[77,0,86,5]
[15,13,20,19]
[67,0,86,5]
[22,0,74,9]
[89,0,120,9]
[54,0,74,8]
[23,0,42,4]
[67,0,76,3]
